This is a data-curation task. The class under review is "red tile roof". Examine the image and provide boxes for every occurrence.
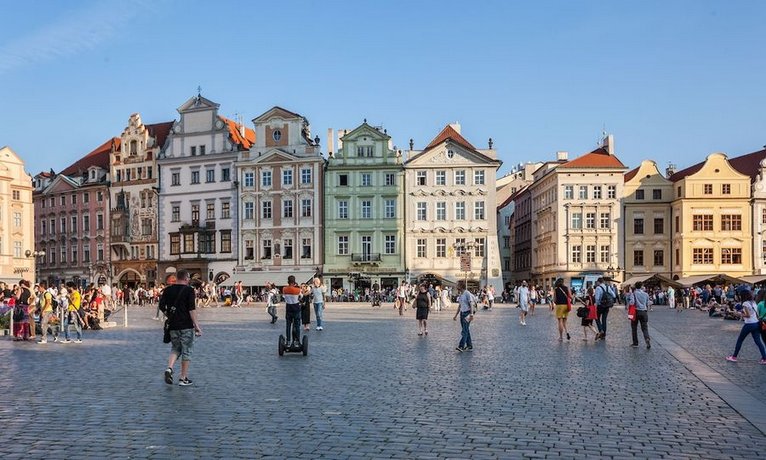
[60,138,120,177]
[424,125,476,152]
[624,166,640,183]
[668,162,704,182]
[220,116,255,150]
[559,147,626,169]
[729,147,766,182]
[146,121,174,150]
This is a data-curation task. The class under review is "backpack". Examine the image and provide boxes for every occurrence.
[598,285,615,309]
[13,305,25,322]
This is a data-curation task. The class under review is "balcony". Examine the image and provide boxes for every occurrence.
[351,253,382,263]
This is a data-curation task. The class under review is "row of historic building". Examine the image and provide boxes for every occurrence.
[21,93,504,292]
[507,139,766,290]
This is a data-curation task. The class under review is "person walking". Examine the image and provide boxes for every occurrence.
[300,283,312,332]
[580,287,598,340]
[37,284,56,343]
[667,285,676,309]
[62,285,84,343]
[160,270,202,386]
[311,277,327,331]
[756,289,766,347]
[415,283,432,336]
[553,278,571,341]
[594,278,616,341]
[282,275,303,349]
[518,281,530,326]
[265,283,279,324]
[630,282,651,349]
[725,289,766,364]
[453,281,474,351]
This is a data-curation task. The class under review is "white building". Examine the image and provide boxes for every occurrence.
[157,94,254,285]
[404,124,503,292]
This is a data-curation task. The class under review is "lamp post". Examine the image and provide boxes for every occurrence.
[25,250,46,284]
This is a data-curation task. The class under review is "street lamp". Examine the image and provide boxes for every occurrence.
[25,249,46,284]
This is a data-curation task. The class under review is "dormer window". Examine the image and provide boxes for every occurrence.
[90,170,96,180]
[273,130,282,141]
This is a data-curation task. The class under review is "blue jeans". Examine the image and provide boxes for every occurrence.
[596,307,610,336]
[459,311,472,348]
[314,302,324,328]
[64,312,82,340]
[732,322,766,359]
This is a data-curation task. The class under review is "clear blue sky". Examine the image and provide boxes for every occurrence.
[2,0,765,176]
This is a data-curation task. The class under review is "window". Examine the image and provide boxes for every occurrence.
[190,170,200,184]
[503,235,510,248]
[634,218,644,235]
[384,199,396,219]
[301,199,312,217]
[71,247,78,264]
[633,250,644,266]
[13,241,22,258]
[171,205,180,222]
[593,186,602,199]
[61,196,66,206]
[83,247,90,263]
[693,215,713,231]
[190,146,196,156]
[654,218,664,234]
[572,213,582,229]
[675,215,680,233]
[220,231,232,253]
[199,145,206,155]
[586,245,596,263]
[262,201,272,219]
[14,212,22,227]
[579,186,588,200]
[608,185,616,199]
[416,202,427,221]
[653,250,664,266]
[636,189,644,200]
[586,212,595,229]
[244,172,254,187]
[205,169,215,183]
[338,201,348,219]
[722,248,742,264]
[262,239,272,259]
[416,239,427,258]
[385,235,396,255]
[455,170,466,185]
[283,170,293,186]
[436,202,446,220]
[221,168,230,182]
[302,238,312,258]
[272,129,281,141]
[455,202,465,220]
[474,202,485,220]
[97,214,104,230]
[474,170,485,185]
[71,194,77,205]
[206,203,215,220]
[200,232,215,254]
[49,197,54,207]
[83,215,90,232]
[361,173,372,187]
[244,202,254,220]
[677,186,682,198]
[262,171,272,187]
[436,238,446,258]
[692,248,713,264]
[283,239,292,259]
[171,172,180,186]
[703,184,712,194]
[361,200,372,219]
[571,245,582,263]
[12,190,20,200]
[474,238,485,257]
[244,240,254,260]
[763,209,766,224]
[60,217,67,234]
[50,218,55,235]
[339,174,348,186]
[454,238,466,256]
[283,199,293,218]
[385,173,396,186]
[337,236,349,255]
[721,214,742,231]
[435,171,446,186]
[301,168,312,184]
[652,189,662,200]
[221,202,230,219]
[600,212,610,229]
[42,221,47,235]
[564,186,573,200]
[600,245,610,263]
[191,204,200,223]
[416,171,426,186]
[83,193,89,203]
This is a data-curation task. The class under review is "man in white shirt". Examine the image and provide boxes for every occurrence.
[517,281,530,326]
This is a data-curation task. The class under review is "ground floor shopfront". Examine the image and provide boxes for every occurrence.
[157,258,235,287]
[38,261,110,289]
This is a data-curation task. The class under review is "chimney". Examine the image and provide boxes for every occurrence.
[327,128,334,155]
[556,151,568,161]
[449,122,461,134]
[666,163,677,178]
[602,134,614,156]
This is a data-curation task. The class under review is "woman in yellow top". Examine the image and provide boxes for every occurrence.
[63,285,83,343]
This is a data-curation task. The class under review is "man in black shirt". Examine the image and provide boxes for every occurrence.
[159,270,202,386]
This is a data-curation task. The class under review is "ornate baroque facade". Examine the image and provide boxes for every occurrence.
[0,146,35,285]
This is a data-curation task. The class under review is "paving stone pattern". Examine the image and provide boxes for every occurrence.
[1,303,764,459]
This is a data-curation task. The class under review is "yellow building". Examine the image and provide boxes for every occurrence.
[670,152,752,278]
[0,146,36,285]
[623,160,673,280]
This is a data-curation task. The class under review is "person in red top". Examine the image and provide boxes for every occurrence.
[282,275,303,348]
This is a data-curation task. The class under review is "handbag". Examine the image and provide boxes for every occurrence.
[627,305,636,321]
[163,320,171,343]
[587,305,598,320]
[576,306,588,318]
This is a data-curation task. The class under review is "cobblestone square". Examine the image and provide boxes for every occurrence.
[1,303,765,459]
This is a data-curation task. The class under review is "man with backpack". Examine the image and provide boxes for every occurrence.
[594,277,615,341]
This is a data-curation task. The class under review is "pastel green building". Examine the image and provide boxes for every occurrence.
[323,122,405,293]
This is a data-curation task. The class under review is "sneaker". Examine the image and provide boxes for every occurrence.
[465,346,473,352]
[74,339,82,343]
[725,356,738,362]
[455,346,465,352]
[647,343,651,350]
[760,359,766,365]
[53,336,59,343]
[37,339,47,344]
[630,344,639,348]
[178,377,193,386]
[164,368,174,385]
[60,339,71,343]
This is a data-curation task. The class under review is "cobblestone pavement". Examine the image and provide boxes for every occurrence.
[1,302,765,459]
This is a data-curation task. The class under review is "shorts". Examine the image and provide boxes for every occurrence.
[555,304,569,319]
[519,301,529,312]
[170,328,195,362]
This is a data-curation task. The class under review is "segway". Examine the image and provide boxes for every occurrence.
[278,333,308,356]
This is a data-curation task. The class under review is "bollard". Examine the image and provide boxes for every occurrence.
[124,303,128,328]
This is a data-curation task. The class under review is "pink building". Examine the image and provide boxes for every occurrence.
[33,139,117,288]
